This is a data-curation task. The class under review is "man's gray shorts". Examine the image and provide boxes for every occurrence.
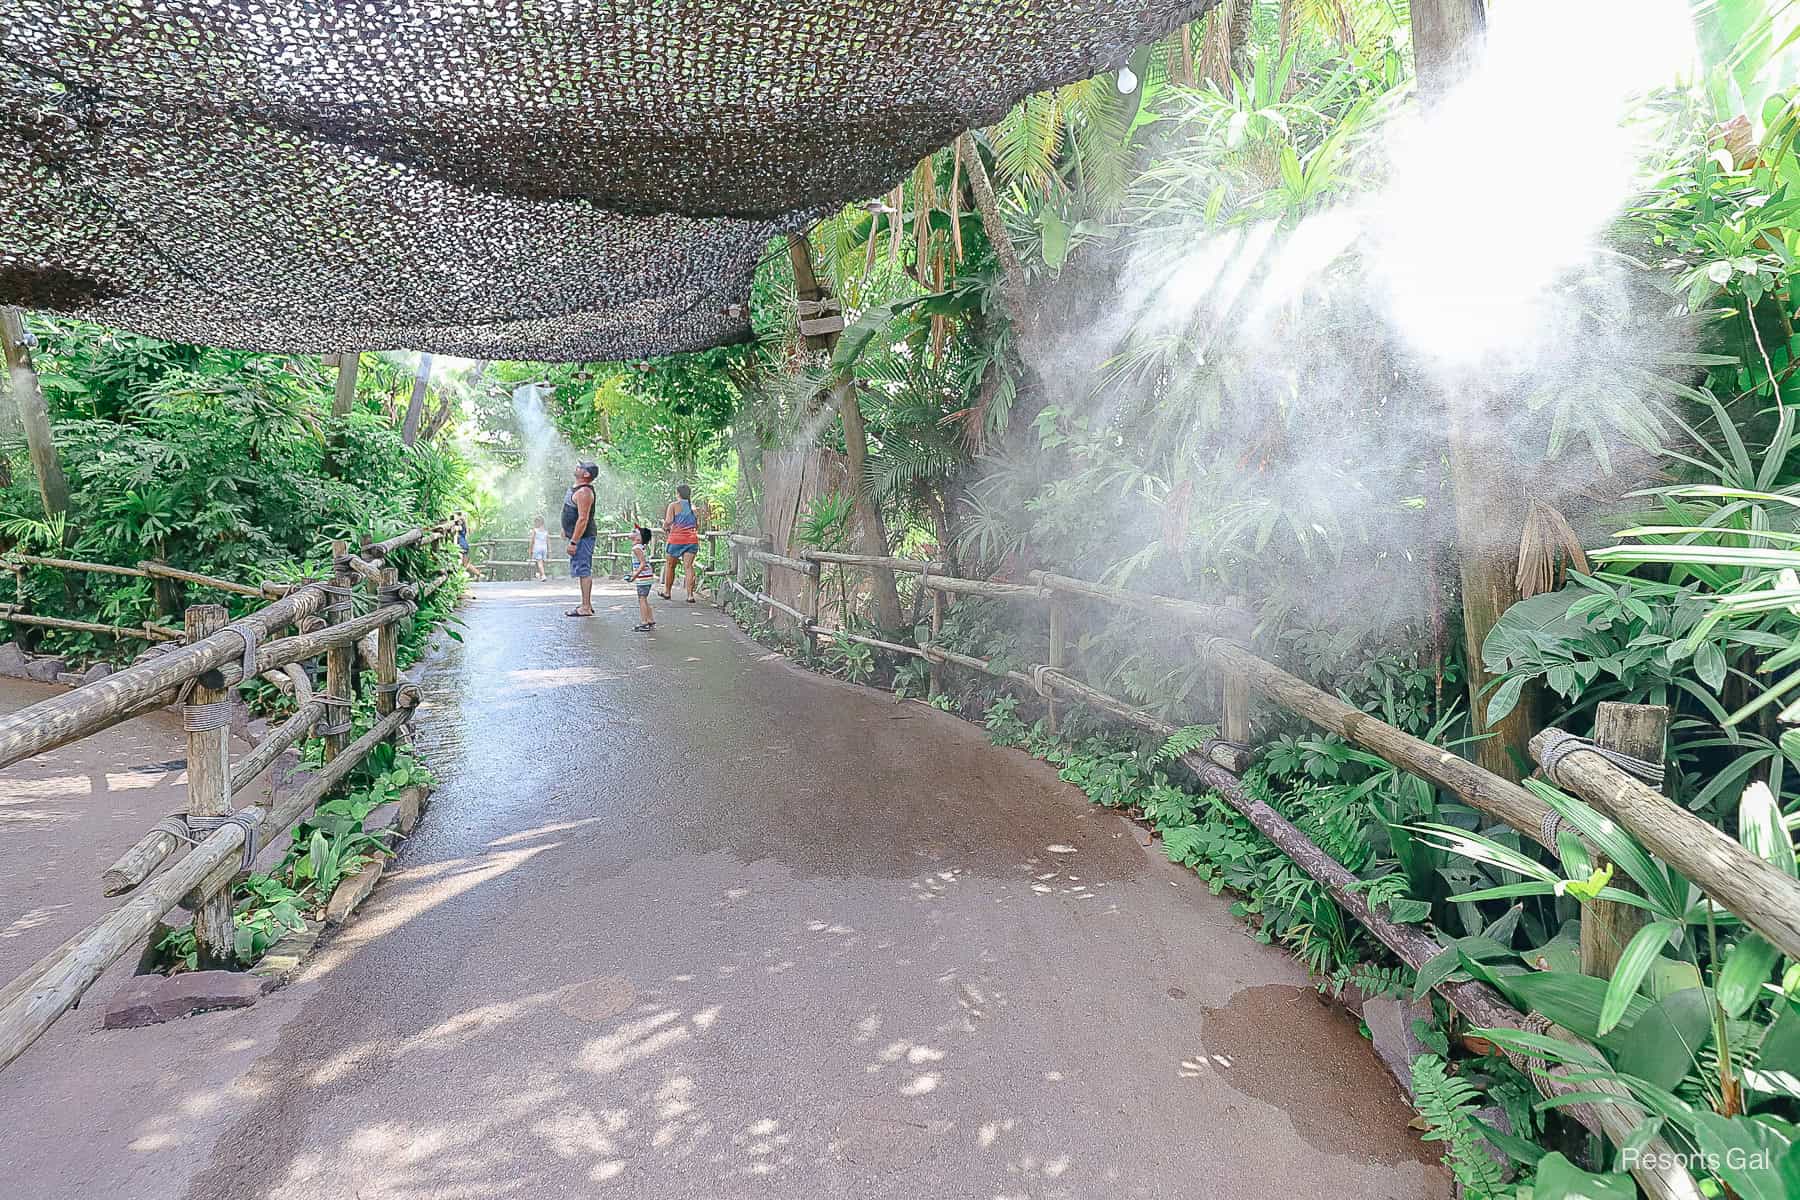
[569,535,596,578]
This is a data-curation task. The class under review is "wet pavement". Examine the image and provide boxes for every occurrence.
[0,679,289,984]
[5,579,1448,1199]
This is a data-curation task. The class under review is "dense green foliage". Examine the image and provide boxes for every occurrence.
[0,323,472,659]
[12,0,1800,1192]
[707,4,1800,1195]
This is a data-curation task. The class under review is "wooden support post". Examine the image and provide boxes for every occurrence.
[1580,702,1665,977]
[804,561,821,653]
[716,536,730,610]
[1046,596,1066,734]
[1223,671,1251,744]
[759,534,774,625]
[928,589,944,698]
[183,604,234,968]
[374,567,400,719]
[323,539,355,762]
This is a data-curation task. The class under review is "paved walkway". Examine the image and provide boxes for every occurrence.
[2,580,1447,1199]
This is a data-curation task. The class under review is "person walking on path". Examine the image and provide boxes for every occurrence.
[660,483,703,602]
[629,526,657,632]
[454,513,483,581]
[562,462,599,617]
[530,515,549,582]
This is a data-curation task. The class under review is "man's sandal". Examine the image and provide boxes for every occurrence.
[565,609,593,617]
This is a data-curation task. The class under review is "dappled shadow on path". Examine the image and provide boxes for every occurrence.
[165,581,1446,1200]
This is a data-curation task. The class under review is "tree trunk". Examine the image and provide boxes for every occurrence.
[0,308,70,528]
[332,350,360,417]
[1200,0,1238,90]
[1446,395,1533,781]
[1412,2,1527,780]
[829,376,905,631]
[402,353,432,446]
[1411,0,1487,98]
[784,233,905,632]
[957,134,1031,333]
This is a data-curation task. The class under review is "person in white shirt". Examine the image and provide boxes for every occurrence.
[530,515,549,581]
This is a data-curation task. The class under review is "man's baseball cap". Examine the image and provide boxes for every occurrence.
[576,461,599,478]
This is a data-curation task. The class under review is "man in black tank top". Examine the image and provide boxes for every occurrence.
[562,461,599,616]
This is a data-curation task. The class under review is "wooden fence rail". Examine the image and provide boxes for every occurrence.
[0,525,456,1072]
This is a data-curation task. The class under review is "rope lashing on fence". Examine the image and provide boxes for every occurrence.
[320,581,356,612]
[226,621,259,681]
[1501,1012,1605,1138]
[1535,727,1666,788]
[1539,808,1571,848]
[314,692,354,738]
[150,810,261,870]
[151,813,197,846]
[187,811,261,871]
[180,699,233,732]
[1030,664,1059,700]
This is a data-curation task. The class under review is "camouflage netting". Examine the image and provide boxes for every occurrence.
[1,1,1205,361]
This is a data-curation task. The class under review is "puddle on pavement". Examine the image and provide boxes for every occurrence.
[1198,984,1436,1167]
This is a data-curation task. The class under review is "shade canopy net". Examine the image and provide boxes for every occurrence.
[0,0,1204,360]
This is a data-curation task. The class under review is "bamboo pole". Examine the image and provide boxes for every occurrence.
[0,584,327,771]
[798,549,946,575]
[5,554,146,578]
[341,554,383,584]
[726,578,804,625]
[322,541,355,762]
[362,526,428,560]
[709,536,723,611]
[804,562,821,654]
[237,603,412,687]
[749,548,813,576]
[182,604,235,967]
[1223,671,1251,743]
[840,631,924,658]
[1531,728,1800,962]
[374,568,400,720]
[762,593,806,625]
[0,606,180,642]
[1031,570,1253,640]
[928,589,943,698]
[1047,596,1066,733]
[138,560,263,599]
[923,644,1032,689]
[1205,637,1558,849]
[918,575,1042,600]
[0,704,410,1072]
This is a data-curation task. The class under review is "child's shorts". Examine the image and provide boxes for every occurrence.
[636,582,652,597]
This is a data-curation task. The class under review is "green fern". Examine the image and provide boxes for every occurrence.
[0,510,67,551]
[1324,961,1411,1001]
[1155,723,1221,763]
[1410,1055,1511,1199]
